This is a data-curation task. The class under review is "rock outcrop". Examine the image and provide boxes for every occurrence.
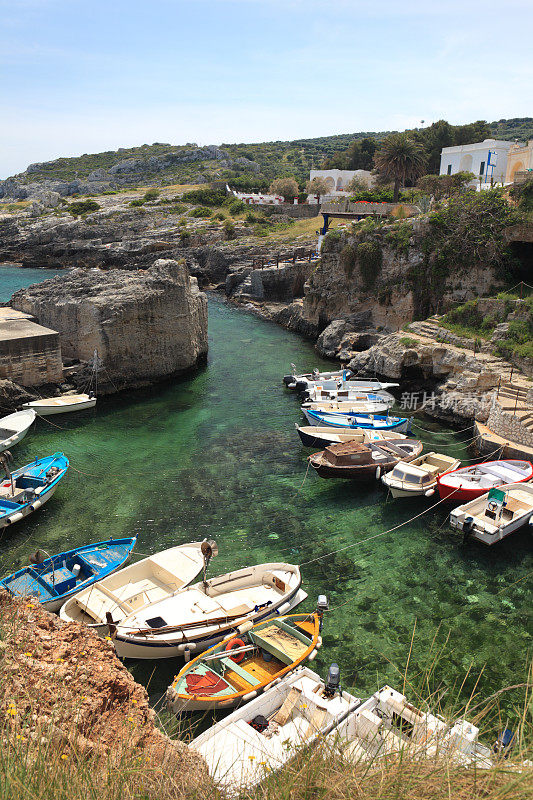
[11,259,208,391]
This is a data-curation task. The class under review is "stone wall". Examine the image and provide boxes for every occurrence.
[0,320,62,387]
[11,259,208,391]
[486,396,533,447]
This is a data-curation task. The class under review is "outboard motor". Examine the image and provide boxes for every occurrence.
[462,516,474,545]
[317,595,329,632]
[323,663,341,698]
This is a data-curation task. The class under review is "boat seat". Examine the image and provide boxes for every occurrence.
[75,586,133,621]
[41,566,77,595]
[5,570,54,602]
[219,657,262,687]
[113,578,171,608]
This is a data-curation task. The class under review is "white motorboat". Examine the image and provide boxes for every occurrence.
[382,452,461,498]
[296,424,406,448]
[303,386,395,407]
[303,396,393,416]
[59,541,206,634]
[110,559,306,659]
[332,684,493,769]
[0,409,36,452]
[437,459,533,503]
[22,393,96,416]
[190,665,361,793]
[449,482,533,545]
[282,366,398,394]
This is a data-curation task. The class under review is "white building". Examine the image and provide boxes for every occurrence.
[307,169,374,202]
[439,139,514,187]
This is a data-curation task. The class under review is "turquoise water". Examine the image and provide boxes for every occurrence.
[0,264,64,302]
[0,294,530,722]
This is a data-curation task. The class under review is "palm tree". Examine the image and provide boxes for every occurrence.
[374,134,427,201]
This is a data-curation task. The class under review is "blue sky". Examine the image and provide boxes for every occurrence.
[1,0,532,178]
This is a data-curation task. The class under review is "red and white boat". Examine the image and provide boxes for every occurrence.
[437,460,533,503]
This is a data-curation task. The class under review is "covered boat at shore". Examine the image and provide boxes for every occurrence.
[296,424,407,448]
[0,452,69,528]
[59,541,206,635]
[167,610,323,713]
[304,409,411,432]
[308,439,423,480]
[110,561,307,659]
[449,483,533,545]
[0,538,137,612]
[381,452,461,498]
[437,460,533,503]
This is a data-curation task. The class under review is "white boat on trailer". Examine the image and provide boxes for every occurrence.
[449,482,533,545]
[0,409,36,452]
[22,392,96,416]
[110,547,306,659]
[59,541,206,635]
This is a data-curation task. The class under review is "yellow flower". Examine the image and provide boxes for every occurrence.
[61,754,68,760]
[24,652,32,657]
[131,699,137,704]
[248,755,255,761]
[128,717,135,723]
[7,707,17,716]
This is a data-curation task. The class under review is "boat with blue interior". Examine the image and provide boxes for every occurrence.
[304,409,411,433]
[0,452,69,528]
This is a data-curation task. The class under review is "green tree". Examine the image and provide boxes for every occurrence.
[306,177,330,203]
[269,177,299,203]
[374,134,427,201]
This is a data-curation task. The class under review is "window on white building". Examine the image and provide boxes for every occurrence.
[447,165,452,175]
[479,162,485,176]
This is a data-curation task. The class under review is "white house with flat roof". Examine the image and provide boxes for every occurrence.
[439,139,514,187]
[307,169,374,203]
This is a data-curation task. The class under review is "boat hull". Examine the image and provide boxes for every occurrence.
[385,483,436,498]
[112,587,307,660]
[310,462,390,480]
[437,460,533,503]
[304,409,411,432]
[0,453,69,529]
[22,397,96,416]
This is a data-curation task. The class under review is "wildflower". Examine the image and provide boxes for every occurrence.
[6,706,17,717]
[61,754,68,760]
[131,699,137,704]
[248,755,255,761]
[26,604,35,609]
[24,652,32,657]
[128,717,135,723]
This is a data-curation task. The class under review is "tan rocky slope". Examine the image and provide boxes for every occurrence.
[0,590,211,797]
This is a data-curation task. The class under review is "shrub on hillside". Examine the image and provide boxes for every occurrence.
[181,187,226,206]
[142,189,159,202]
[188,206,212,218]
[129,198,145,207]
[66,199,100,216]
[227,199,245,215]
[223,220,236,240]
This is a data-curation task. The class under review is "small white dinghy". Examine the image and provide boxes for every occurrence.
[22,393,96,416]
[382,452,461,498]
[332,684,493,769]
[449,482,533,545]
[302,395,393,416]
[0,409,36,453]
[190,665,361,793]
[59,541,206,635]
[110,547,306,659]
[304,387,395,407]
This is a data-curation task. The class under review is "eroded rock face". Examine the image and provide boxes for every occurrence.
[11,259,208,391]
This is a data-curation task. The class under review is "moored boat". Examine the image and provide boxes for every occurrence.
[59,541,206,634]
[303,387,395,407]
[190,664,362,793]
[282,366,398,394]
[382,452,461,498]
[302,394,393,416]
[0,452,69,528]
[167,607,324,713]
[22,392,96,416]
[305,408,412,433]
[308,439,423,480]
[449,482,533,545]
[437,460,533,503]
[0,409,36,452]
[296,424,407,448]
[0,538,137,613]
[110,559,307,659]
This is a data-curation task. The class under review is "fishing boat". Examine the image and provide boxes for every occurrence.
[303,387,395,407]
[22,392,96,416]
[437,460,533,503]
[302,395,393,416]
[110,549,307,659]
[296,424,407,448]
[0,452,69,528]
[449,483,533,545]
[282,366,398,394]
[0,538,136,613]
[167,605,326,713]
[381,452,461,498]
[190,664,362,793]
[308,439,423,480]
[305,409,411,433]
[0,409,36,452]
[59,541,206,635]
[332,684,494,769]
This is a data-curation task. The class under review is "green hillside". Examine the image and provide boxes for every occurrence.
[10,117,533,189]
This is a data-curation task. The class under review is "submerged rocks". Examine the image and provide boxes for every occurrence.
[11,259,208,391]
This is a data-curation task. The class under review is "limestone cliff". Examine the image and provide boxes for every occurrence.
[11,259,208,391]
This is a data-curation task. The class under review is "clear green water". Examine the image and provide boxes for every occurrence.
[0,264,63,302]
[0,294,530,721]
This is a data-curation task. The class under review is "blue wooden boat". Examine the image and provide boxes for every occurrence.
[304,409,411,433]
[0,452,69,529]
[1,537,137,612]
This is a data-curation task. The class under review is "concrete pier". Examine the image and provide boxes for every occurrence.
[0,308,62,386]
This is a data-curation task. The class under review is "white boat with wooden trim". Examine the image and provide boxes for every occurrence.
[22,393,96,416]
[110,559,306,660]
[303,387,395,407]
[382,452,461,498]
[302,395,393,416]
[0,409,36,452]
[59,541,206,635]
[449,483,533,545]
[332,684,493,769]
[190,665,361,793]
[296,424,406,448]
[167,608,324,713]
